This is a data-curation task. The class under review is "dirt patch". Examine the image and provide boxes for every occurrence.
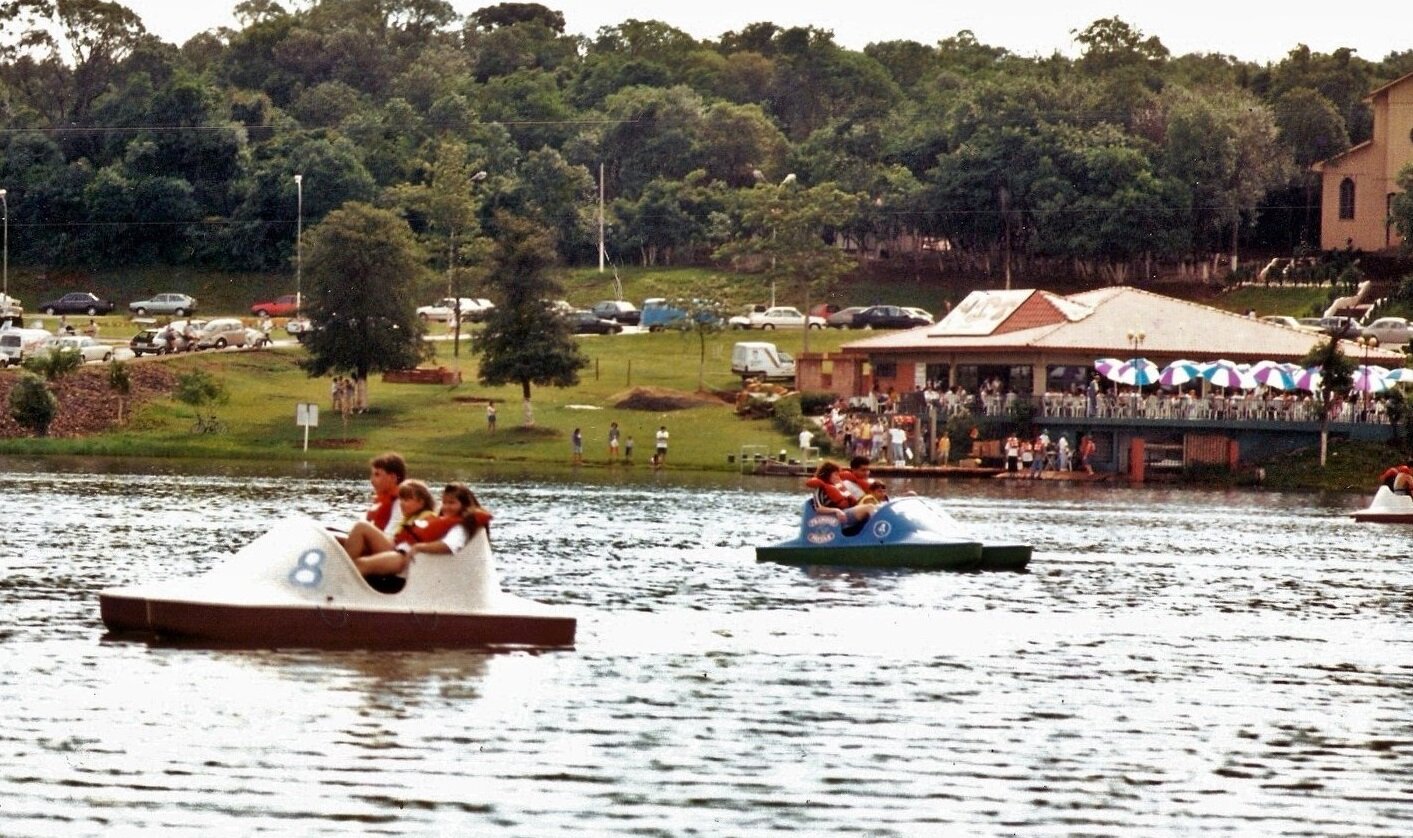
[610,386,724,412]
[0,363,178,438]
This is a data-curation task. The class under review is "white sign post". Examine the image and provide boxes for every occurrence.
[296,402,319,452]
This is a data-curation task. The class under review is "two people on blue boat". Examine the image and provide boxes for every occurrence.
[806,456,892,526]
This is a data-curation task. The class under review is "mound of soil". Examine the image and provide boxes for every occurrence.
[610,386,722,412]
[0,363,178,438]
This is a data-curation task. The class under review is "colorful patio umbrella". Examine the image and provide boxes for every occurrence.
[1253,363,1301,391]
[1384,367,1413,384]
[1293,367,1323,392]
[1093,358,1123,377]
[1109,358,1160,387]
[1352,365,1392,394]
[1200,359,1258,390]
[1158,360,1203,388]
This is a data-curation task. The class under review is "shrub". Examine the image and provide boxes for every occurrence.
[22,349,81,381]
[770,394,832,455]
[798,390,835,416]
[8,372,57,436]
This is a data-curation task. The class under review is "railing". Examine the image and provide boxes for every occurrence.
[904,393,1389,425]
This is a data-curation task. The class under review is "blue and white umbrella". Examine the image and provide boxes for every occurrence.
[1252,362,1302,391]
[1094,358,1124,377]
[1108,358,1160,387]
[1158,360,1203,388]
[1385,367,1413,385]
[1294,366,1323,392]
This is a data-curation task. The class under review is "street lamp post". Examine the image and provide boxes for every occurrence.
[1357,335,1378,417]
[1,188,8,305]
[293,174,303,311]
[1127,328,1146,390]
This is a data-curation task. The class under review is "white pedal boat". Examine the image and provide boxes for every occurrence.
[99,517,576,649]
[1350,485,1413,524]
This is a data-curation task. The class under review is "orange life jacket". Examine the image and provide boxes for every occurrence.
[406,509,495,543]
[367,490,397,530]
[394,510,436,545]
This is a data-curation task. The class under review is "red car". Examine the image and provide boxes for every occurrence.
[250,294,300,317]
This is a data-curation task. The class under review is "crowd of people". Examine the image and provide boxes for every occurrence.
[338,451,493,593]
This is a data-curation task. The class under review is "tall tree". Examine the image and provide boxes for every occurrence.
[299,202,429,407]
[474,213,586,426]
[716,177,857,353]
[1301,338,1355,467]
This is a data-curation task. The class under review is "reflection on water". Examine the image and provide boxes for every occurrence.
[2,463,1413,834]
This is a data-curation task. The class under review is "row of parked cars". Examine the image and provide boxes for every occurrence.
[1261,314,1413,345]
[131,318,271,356]
[728,304,935,331]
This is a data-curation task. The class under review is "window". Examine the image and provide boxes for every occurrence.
[1339,177,1355,220]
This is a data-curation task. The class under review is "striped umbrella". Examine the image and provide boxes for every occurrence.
[1093,358,1124,377]
[1201,359,1258,390]
[1159,359,1204,387]
[1353,365,1391,394]
[1253,363,1302,391]
[1109,358,1160,387]
[1293,367,1323,392]
[1385,367,1413,384]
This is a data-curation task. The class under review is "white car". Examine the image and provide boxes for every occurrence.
[1361,317,1412,346]
[416,297,482,323]
[194,318,248,349]
[1260,315,1322,334]
[39,335,112,363]
[902,306,935,324]
[729,306,825,330]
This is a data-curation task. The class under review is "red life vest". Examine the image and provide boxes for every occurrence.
[367,490,397,530]
[394,510,435,545]
[805,476,853,509]
[405,509,495,543]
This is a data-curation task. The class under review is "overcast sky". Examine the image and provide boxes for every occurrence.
[120,0,1403,66]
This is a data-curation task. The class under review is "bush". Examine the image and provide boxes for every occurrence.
[770,394,832,455]
[798,390,835,416]
[22,349,81,381]
[8,372,57,436]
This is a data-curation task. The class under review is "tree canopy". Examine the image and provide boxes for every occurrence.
[0,3,1406,282]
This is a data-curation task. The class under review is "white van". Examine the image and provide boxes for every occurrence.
[0,327,53,366]
[731,341,796,382]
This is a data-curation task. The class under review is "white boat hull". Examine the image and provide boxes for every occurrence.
[1350,486,1413,524]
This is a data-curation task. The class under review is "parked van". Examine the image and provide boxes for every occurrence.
[732,341,796,382]
[0,327,53,366]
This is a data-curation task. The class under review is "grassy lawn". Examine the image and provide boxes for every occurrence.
[1215,285,1335,318]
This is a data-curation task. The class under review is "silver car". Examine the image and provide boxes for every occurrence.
[129,293,197,316]
[1361,317,1412,346]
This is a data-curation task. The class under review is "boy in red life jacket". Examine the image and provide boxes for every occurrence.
[341,452,409,561]
[805,461,871,525]
[356,482,495,581]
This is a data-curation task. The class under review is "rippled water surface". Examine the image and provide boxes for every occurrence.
[3,465,1412,835]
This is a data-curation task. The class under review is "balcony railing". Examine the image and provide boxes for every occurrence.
[881,392,1389,425]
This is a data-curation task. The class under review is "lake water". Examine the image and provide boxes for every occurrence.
[2,463,1412,835]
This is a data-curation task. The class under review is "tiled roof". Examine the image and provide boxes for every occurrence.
[841,286,1407,364]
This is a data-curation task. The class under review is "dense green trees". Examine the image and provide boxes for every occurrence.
[0,2,1407,286]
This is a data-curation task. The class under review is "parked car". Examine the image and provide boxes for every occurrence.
[589,300,641,325]
[285,317,313,342]
[0,293,23,316]
[1296,317,1326,331]
[901,306,935,324]
[1361,317,1412,345]
[416,297,481,322]
[827,306,868,328]
[1317,315,1362,339]
[129,293,196,316]
[250,295,300,317]
[130,327,172,356]
[853,305,932,329]
[809,303,841,318]
[38,335,112,363]
[194,318,248,349]
[465,298,495,321]
[0,327,51,366]
[729,306,825,330]
[567,310,624,335]
[38,292,115,316]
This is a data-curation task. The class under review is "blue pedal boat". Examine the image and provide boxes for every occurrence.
[756,496,1031,572]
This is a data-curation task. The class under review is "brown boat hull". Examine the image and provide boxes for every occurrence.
[100,592,576,650]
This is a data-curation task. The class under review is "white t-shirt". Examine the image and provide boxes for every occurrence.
[442,523,468,553]
[888,427,906,444]
[798,429,814,448]
[655,429,669,448]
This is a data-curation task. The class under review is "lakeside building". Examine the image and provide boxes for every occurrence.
[1312,70,1413,252]
[796,287,1406,478]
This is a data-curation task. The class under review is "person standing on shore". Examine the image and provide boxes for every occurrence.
[608,422,621,461]
[655,425,669,464]
[486,402,496,434]
[571,428,583,465]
